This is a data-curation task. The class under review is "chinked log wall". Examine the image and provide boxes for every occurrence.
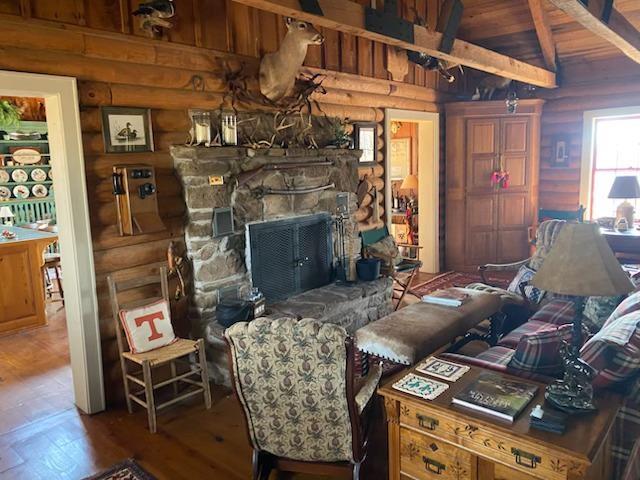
[538,58,640,211]
[0,0,447,404]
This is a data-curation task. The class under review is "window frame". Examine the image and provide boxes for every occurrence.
[580,106,640,220]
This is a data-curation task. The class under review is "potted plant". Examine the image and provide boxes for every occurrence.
[0,100,21,138]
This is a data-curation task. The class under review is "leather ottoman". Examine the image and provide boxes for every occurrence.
[355,288,501,365]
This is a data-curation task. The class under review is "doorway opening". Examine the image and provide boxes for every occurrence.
[384,109,440,273]
[0,71,104,416]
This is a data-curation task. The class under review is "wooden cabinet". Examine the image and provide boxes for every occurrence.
[379,364,620,480]
[445,100,543,271]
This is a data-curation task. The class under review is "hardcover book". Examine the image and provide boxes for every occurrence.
[421,288,470,307]
[452,373,538,422]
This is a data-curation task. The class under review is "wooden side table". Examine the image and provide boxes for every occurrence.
[378,363,621,480]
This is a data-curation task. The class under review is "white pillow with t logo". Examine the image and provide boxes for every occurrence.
[119,299,177,353]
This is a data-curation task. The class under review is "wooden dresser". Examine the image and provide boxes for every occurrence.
[379,364,620,480]
[445,100,544,272]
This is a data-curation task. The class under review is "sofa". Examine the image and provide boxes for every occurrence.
[443,292,640,477]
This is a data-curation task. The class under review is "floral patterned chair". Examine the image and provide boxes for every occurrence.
[224,317,382,480]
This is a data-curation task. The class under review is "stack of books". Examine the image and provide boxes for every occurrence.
[422,288,470,307]
[452,372,538,423]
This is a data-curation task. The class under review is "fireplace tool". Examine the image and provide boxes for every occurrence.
[334,193,353,284]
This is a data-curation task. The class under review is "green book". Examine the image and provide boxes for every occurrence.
[452,373,538,422]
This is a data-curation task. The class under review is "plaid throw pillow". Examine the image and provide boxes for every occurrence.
[584,295,625,333]
[528,299,575,326]
[606,290,640,328]
[507,265,545,304]
[581,310,640,389]
[508,324,573,377]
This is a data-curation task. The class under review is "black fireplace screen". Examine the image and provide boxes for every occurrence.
[248,214,333,301]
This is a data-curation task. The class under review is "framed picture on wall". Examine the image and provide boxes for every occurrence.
[390,138,410,180]
[551,135,570,167]
[101,107,154,153]
[353,123,377,166]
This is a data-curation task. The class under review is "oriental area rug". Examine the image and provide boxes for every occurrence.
[85,459,156,480]
[409,270,514,298]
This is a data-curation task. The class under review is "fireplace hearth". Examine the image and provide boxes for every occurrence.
[171,145,393,385]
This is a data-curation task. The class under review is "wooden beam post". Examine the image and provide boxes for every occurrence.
[548,0,640,64]
[229,0,557,88]
[527,0,557,71]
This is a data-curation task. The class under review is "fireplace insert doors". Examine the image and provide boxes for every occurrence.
[247,213,333,302]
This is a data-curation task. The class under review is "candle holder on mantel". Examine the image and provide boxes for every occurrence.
[221,112,238,146]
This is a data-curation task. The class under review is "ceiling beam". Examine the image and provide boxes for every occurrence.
[230,0,557,88]
[548,0,640,64]
[527,0,557,71]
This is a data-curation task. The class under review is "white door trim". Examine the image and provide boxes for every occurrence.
[384,109,440,273]
[0,70,105,414]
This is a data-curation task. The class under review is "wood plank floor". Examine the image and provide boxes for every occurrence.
[0,305,390,480]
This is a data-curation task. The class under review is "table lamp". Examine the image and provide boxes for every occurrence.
[531,223,634,413]
[400,173,418,200]
[608,175,640,230]
[0,206,14,226]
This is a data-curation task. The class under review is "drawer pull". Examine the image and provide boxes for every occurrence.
[416,413,439,430]
[511,448,541,469]
[422,456,446,475]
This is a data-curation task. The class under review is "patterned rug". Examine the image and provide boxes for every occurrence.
[85,459,156,480]
[409,270,514,298]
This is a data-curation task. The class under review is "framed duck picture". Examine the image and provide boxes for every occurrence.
[101,107,154,153]
[353,123,377,166]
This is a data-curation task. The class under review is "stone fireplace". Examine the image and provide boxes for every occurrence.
[171,145,392,384]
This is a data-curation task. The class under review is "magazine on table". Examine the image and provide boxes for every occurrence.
[421,288,470,307]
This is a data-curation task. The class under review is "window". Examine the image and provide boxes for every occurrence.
[590,116,640,220]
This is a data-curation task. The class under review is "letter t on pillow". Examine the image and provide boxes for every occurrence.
[120,299,177,353]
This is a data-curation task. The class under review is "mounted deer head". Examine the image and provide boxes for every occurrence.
[259,17,324,102]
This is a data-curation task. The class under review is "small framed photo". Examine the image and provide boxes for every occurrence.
[551,135,570,167]
[353,122,377,166]
[101,107,154,153]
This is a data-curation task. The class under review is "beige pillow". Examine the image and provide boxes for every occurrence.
[366,236,400,266]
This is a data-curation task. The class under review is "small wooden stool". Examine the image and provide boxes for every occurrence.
[107,266,212,433]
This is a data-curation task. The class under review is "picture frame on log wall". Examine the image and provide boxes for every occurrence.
[101,107,154,153]
[353,122,377,167]
[551,134,570,168]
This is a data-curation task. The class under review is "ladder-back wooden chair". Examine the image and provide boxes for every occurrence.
[107,266,212,433]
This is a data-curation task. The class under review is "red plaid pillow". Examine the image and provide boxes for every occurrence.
[606,290,640,328]
[581,311,640,389]
[528,299,576,326]
[508,324,573,377]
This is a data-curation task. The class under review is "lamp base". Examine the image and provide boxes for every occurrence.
[545,349,597,414]
[616,200,634,230]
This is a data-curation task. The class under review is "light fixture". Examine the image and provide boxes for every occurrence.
[608,175,640,230]
[390,121,403,135]
[531,223,634,413]
[400,173,418,198]
[0,206,14,226]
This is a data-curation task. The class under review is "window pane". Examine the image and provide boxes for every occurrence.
[595,117,640,170]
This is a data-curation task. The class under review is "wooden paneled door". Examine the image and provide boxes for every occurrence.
[445,100,543,272]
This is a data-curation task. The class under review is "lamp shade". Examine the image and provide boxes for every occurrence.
[400,173,418,191]
[531,223,634,297]
[608,176,640,199]
[0,206,14,218]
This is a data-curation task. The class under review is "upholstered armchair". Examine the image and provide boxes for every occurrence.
[225,317,382,480]
[467,219,567,308]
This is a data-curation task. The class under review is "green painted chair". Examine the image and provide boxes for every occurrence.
[361,226,422,310]
[538,205,585,222]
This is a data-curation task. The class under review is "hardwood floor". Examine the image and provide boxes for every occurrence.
[0,306,388,480]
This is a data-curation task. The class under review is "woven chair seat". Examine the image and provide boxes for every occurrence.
[122,338,199,366]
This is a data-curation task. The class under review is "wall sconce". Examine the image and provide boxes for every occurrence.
[390,121,403,135]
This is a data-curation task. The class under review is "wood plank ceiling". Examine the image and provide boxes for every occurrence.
[457,0,640,67]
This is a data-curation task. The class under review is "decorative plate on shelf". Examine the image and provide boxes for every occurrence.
[48,168,53,180]
[32,184,48,198]
[0,186,10,199]
[0,170,9,183]
[10,148,42,165]
[31,168,47,182]
[12,185,30,199]
[11,168,28,183]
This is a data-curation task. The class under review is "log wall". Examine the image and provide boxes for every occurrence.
[538,58,640,212]
[0,3,445,404]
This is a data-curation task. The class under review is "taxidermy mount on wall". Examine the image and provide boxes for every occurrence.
[471,75,513,101]
[133,0,175,37]
[259,17,324,102]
